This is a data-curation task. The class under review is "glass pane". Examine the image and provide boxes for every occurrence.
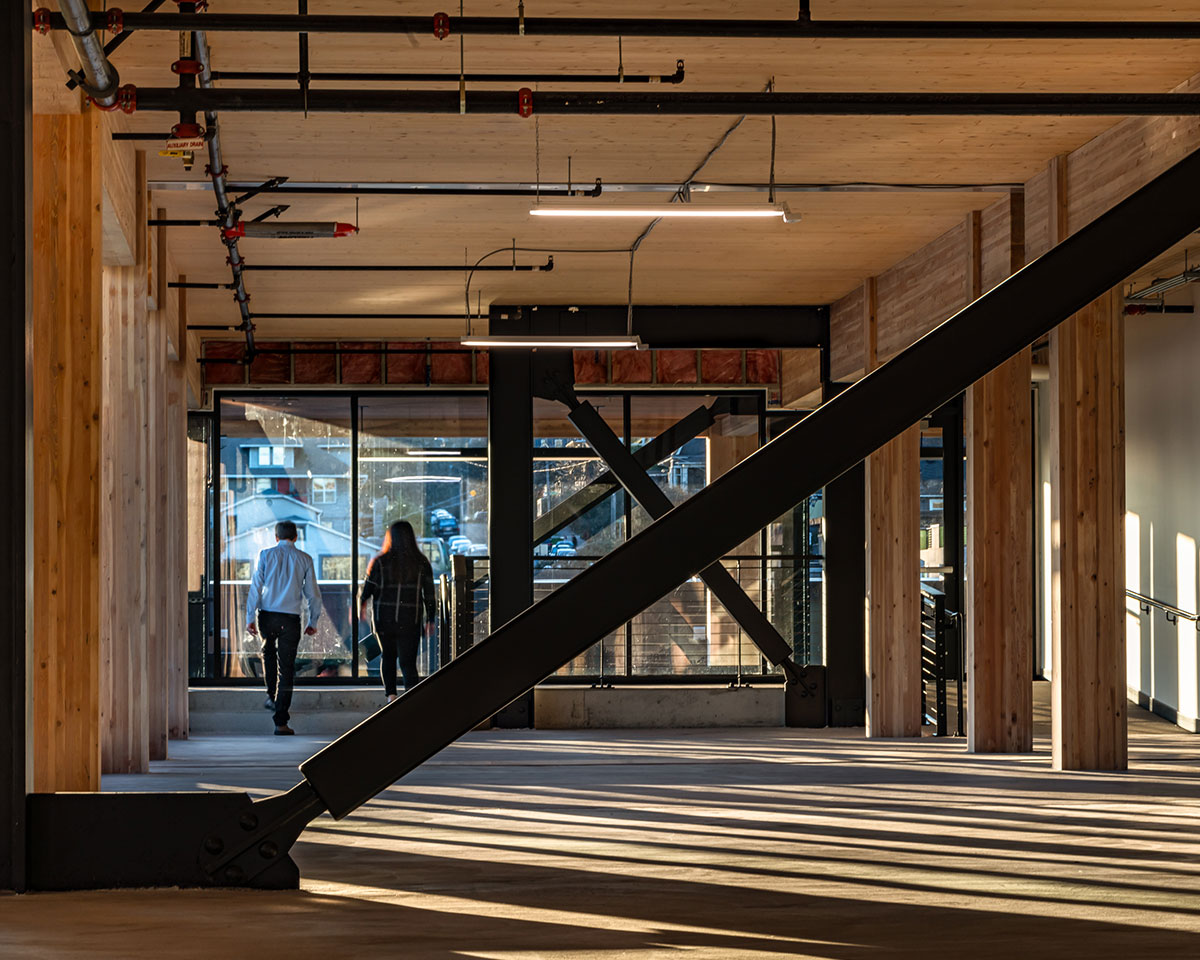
[534,394,625,676]
[217,396,354,679]
[629,394,764,675]
[358,395,488,678]
[921,428,947,590]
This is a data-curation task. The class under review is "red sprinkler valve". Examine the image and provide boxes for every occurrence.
[171,59,203,75]
[106,8,124,34]
[32,8,51,34]
[517,87,533,118]
[433,12,450,39]
[89,84,137,114]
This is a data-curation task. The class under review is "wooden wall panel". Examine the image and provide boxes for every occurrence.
[875,219,970,362]
[780,348,821,408]
[1050,290,1127,771]
[828,285,865,383]
[979,194,1025,296]
[1066,72,1200,237]
[32,112,102,792]
[100,116,136,267]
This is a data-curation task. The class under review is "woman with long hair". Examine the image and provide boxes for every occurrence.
[359,520,435,702]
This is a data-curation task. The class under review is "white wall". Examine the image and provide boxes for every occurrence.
[1125,290,1200,731]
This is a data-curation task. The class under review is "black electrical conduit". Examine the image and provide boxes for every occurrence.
[139,180,602,198]
[127,88,1200,116]
[169,258,551,284]
[40,10,1200,40]
[199,345,475,361]
[210,61,685,85]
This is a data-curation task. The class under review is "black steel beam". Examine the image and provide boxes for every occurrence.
[1,0,30,895]
[211,63,685,85]
[240,260,553,273]
[533,402,719,546]
[491,304,826,349]
[300,138,1200,822]
[43,11,1200,40]
[126,88,1200,116]
[565,396,798,673]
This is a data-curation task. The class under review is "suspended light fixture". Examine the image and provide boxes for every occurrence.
[529,203,799,222]
[460,334,644,349]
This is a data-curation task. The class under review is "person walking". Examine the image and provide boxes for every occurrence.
[359,520,436,702]
[246,520,322,735]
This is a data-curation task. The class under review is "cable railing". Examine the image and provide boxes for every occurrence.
[1126,589,1200,626]
[920,583,963,736]
[450,552,821,683]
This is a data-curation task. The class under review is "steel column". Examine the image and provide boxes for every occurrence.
[0,2,31,893]
[823,461,866,726]
[486,340,535,727]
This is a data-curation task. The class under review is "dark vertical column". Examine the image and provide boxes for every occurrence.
[487,321,535,726]
[0,4,31,892]
[939,395,966,737]
[824,462,866,726]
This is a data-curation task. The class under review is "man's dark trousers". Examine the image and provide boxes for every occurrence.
[259,610,301,726]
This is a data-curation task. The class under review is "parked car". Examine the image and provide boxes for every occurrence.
[465,543,489,557]
[447,535,472,555]
[549,540,577,557]
[418,537,449,578]
[429,508,459,538]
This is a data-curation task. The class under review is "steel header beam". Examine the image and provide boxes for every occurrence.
[39,11,1200,40]
[125,88,1200,116]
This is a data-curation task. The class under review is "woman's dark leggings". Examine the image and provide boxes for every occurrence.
[378,625,421,696]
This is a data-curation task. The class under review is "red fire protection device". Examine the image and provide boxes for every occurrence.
[223,221,359,240]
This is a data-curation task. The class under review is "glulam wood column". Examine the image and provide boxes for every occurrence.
[967,197,1034,753]
[1049,288,1127,770]
[862,277,922,737]
[31,111,103,791]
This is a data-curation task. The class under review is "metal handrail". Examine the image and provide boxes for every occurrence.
[1126,588,1200,626]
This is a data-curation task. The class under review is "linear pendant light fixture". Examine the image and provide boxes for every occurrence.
[529,202,799,221]
[460,334,643,349]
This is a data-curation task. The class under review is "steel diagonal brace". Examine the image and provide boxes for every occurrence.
[560,391,803,683]
[532,400,725,547]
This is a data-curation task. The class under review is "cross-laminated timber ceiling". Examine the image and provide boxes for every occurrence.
[37,0,1200,340]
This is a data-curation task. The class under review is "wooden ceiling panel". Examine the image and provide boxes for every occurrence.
[37,1,1200,339]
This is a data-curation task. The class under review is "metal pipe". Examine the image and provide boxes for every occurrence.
[148,178,1020,195]
[55,0,120,107]
[1125,267,1200,301]
[248,312,465,320]
[64,0,168,91]
[1124,303,1195,314]
[43,11,1200,40]
[193,26,255,357]
[210,62,685,85]
[128,88,1200,116]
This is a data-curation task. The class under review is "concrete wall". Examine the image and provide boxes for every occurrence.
[1125,292,1200,731]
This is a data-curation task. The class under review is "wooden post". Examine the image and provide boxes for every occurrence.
[967,196,1034,753]
[1030,155,1128,770]
[863,276,923,737]
[31,112,103,792]
[100,150,149,774]
[1050,289,1127,770]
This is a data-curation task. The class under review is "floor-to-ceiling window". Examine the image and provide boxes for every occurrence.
[196,387,821,685]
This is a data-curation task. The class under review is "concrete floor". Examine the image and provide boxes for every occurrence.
[3,704,1200,958]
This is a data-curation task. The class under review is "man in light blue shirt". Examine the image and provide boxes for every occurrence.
[246,520,322,734]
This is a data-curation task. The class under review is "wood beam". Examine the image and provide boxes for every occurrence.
[32,111,102,792]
